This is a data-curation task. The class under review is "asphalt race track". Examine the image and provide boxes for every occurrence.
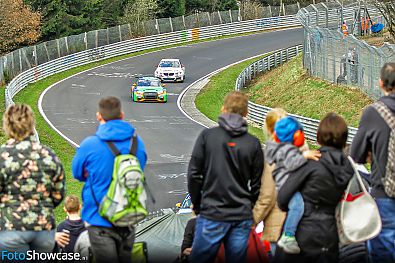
[41,28,303,211]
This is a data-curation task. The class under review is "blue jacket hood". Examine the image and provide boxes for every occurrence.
[96,120,134,141]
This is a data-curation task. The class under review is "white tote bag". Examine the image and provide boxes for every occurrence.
[335,156,382,245]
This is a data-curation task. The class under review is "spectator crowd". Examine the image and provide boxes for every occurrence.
[0,63,394,263]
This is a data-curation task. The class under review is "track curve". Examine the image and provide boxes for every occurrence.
[41,29,303,210]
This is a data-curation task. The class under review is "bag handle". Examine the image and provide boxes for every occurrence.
[345,156,369,196]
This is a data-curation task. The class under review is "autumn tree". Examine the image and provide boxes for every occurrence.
[0,0,41,54]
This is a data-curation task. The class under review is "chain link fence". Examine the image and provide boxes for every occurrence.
[298,2,391,100]
[0,4,306,85]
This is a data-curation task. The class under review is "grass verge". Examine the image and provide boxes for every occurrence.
[2,29,284,222]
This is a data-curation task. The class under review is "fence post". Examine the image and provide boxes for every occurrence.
[33,45,38,66]
[95,30,99,48]
[18,49,22,73]
[218,11,223,24]
[107,28,110,45]
[65,37,69,54]
[169,17,174,32]
[0,57,3,84]
[56,39,61,58]
[332,33,336,83]
[43,42,50,62]
[311,4,319,26]
[156,19,160,34]
[322,3,329,28]
[268,5,272,17]
[297,2,301,10]
[84,32,88,50]
[128,23,132,39]
[119,25,122,42]
[182,15,186,29]
[207,12,212,25]
[229,9,233,23]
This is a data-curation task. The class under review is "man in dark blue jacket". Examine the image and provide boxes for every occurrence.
[72,96,147,263]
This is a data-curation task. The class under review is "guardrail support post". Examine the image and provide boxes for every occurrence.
[229,10,233,23]
[218,11,223,24]
[207,12,212,25]
[119,25,122,42]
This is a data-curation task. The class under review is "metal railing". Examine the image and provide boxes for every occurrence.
[235,45,358,144]
[298,2,391,100]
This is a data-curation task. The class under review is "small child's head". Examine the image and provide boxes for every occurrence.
[265,108,287,136]
[273,116,305,147]
[63,195,81,215]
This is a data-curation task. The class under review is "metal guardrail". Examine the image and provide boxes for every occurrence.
[235,45,358,144]
[5,15,300,113]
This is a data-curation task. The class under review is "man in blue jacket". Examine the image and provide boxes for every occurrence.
[72,96,147,263]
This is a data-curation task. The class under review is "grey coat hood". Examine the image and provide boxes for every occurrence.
[218,113,248,137]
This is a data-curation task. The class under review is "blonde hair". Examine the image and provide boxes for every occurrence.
[3,104,35,141]
[265,108,287,136]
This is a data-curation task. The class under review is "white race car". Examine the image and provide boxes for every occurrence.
[154,59,185,82]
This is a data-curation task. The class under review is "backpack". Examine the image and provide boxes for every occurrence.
[90,132,149,227]
[372,101,395,198]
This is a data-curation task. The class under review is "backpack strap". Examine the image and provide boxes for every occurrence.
[105,132,137,157]
[372,101,395,130]
[130,132,138,156]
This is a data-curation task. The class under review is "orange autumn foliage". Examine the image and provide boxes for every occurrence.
[0,0,41,54]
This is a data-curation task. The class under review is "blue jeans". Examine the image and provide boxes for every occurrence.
[283,192,304,236]
[368,198,395,263]
[190,216,252,263]
[0,230,55,262]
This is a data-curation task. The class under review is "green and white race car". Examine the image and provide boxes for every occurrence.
[131,76,167,103]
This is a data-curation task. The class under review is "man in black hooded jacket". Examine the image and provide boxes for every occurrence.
[188,91,264,263]
[350,63,395,263]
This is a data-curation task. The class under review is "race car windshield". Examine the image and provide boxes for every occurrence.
[160,61,180,68]
[137,80,160,87]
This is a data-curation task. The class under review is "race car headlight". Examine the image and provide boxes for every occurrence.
[158,90,166,95]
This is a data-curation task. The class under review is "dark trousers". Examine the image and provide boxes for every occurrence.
[87,226,134,263]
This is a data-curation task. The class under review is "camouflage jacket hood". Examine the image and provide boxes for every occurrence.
[0,136,65,231]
